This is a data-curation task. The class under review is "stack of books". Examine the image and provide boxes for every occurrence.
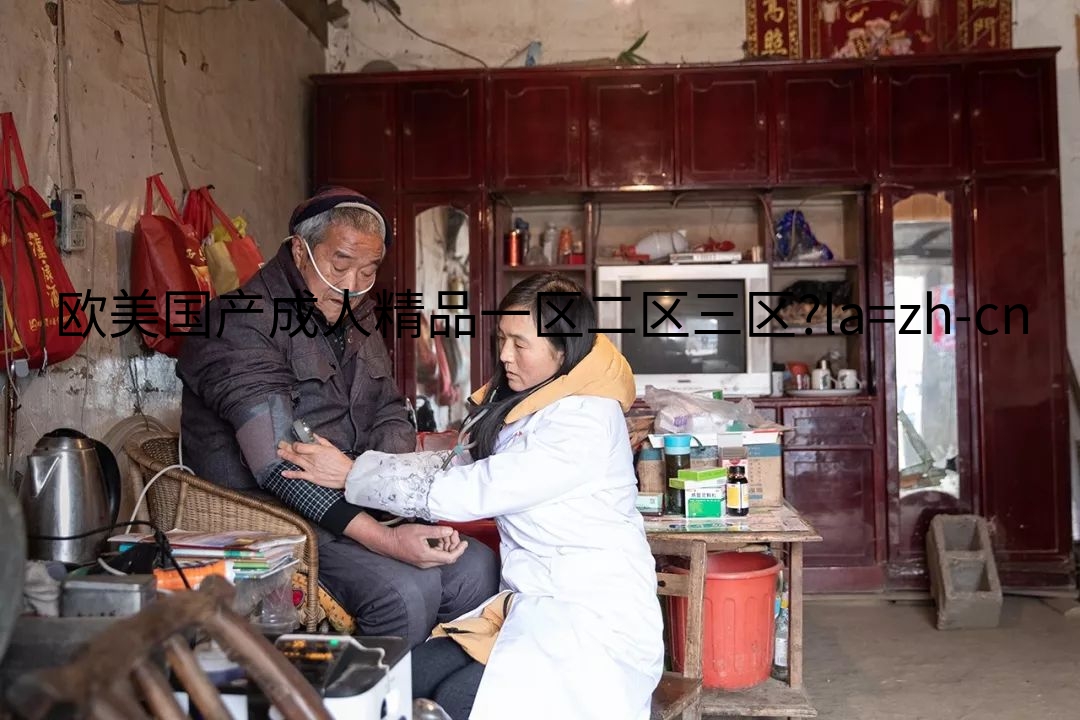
[109,529,304,581]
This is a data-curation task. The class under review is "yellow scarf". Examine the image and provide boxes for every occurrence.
[469,333,636,425]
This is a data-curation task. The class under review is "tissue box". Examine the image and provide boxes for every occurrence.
[686,487,725,518]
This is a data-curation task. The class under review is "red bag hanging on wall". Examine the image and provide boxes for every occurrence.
[129,174,212,358]
[0,112,87,370]
[181,186,264,295]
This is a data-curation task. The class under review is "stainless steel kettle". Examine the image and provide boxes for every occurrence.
[20,429,121,565]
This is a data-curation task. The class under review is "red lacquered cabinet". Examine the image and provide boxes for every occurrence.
[490,75,583,190]
[972,175,1071,584]
[773,67,869,183]
[875,65,966,179]
[310,48,1071,592]
[400,77,485,191]
[677,70,771,185]
[585,73,675,188]
[969,58,1058,174]
[313,81,397,190]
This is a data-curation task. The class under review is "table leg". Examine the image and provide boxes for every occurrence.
[789,541,804,690]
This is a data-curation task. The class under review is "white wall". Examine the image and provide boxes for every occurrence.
[0,0,322,474]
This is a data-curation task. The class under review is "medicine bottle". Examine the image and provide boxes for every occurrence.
[663,435,692,514]
[726,465,749,517]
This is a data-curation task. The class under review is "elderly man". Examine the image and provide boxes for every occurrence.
[177,187,498,646]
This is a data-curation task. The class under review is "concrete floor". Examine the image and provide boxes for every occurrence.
[801,597,1080,719]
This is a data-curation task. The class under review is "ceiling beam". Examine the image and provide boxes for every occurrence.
[279,0,348,47]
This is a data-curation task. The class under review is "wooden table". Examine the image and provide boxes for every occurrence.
[646,502,822,718]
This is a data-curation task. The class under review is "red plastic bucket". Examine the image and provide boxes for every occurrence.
[668,552,781,689]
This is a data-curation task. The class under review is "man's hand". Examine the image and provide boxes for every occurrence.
[346,515,467,569]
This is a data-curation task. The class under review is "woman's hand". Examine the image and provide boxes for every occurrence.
[277,434,353,489]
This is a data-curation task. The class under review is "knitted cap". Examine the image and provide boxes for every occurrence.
[288,186,391,248]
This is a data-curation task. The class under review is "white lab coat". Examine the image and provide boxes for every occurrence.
[347,395,664,720]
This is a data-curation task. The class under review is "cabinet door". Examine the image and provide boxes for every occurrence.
[969,58,1057,174]
[782,406,879,570]
[400,78,485,191]
[678,70,769,185]
[399,195,486,423]
[774,68,869,182]
[313,82,396,189]
[879,188,975,573]
[973,176,1070,572]
[491,76,582,189]
[586,74,675,188]
[876,66,965,180]
[784,449,877,568]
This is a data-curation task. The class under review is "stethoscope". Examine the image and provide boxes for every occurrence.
[439,407,489,471]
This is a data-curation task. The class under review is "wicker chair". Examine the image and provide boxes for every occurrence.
[125,432,322,631]
[8,576,331,720]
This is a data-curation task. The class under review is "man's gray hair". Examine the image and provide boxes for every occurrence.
[293,206,384,248]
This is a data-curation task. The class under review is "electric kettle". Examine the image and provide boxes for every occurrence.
[20,428,121,565]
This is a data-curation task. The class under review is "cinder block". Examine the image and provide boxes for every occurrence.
[926,514,1003,630]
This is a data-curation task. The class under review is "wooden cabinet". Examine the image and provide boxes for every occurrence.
[782,405,881,583]
[875,66,965,179]
[677,70,770,185]
[585,73,675,188]
[490,76,583,189]
[313,82,396,189]
[969,58,1058,174]
[784,448,877,568]
[773,68,869,182]
[400,77,485,190]
[972,175,1070,578]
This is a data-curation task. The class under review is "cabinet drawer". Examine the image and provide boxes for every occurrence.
[782,406,873,447]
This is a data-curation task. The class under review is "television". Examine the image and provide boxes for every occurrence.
[595,263,772,397]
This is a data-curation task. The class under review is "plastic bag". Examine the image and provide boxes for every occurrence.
[643,386,779,435]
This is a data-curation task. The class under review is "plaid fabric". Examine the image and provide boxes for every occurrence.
[258,459,343,523]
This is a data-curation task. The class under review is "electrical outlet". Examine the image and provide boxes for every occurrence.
[59,188,89,252]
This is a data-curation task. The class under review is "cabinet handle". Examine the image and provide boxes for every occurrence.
[757,114,766,129]
[951,111,961,122]
[971,108,981,119]
[588,119,599,136]
[384,127,392,137]
[778,115,787,128]
[569,120,579,137]
[403,126,413,136]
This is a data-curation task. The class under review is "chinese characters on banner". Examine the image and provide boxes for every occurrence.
[957,0,1012,51]
[747,1,1012,60]
[746,0,802,58]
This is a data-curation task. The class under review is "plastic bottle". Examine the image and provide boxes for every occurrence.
[772,594,790,682]
[542,221,558,264]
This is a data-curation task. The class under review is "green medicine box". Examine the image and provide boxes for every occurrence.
[676,467,728,482]
[686,487,725,518]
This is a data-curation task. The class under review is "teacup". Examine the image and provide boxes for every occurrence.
[837,369,863,390]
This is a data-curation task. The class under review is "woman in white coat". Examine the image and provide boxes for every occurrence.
[278,272,664,720]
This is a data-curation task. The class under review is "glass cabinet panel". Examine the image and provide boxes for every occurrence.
[886,189,972,567]
[892,192,960,498]
[413,205,472,432]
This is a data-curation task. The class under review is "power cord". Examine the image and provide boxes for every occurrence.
[30,520,191,590]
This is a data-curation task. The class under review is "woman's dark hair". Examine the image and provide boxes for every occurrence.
[467,272,597,459]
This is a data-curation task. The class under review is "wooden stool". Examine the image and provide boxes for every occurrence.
[649,537,707,720]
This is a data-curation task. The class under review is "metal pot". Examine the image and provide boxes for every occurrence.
[19,428,121,565]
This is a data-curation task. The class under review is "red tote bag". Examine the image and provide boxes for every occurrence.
[129,174,212,358]
[0,112,87,370]
[182,186,264,295]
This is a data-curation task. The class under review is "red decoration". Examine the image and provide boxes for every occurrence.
[746,0,802,58]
